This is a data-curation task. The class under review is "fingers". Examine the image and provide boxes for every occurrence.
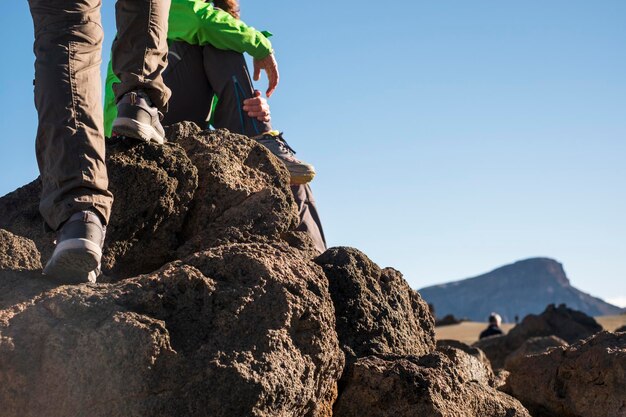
[254,54,280,97]
[243,95,271,122]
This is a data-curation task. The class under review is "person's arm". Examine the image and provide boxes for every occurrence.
[169,0,273,60]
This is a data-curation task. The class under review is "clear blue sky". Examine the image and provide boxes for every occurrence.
[1,1,625,307]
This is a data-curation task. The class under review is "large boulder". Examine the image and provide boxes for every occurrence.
[0,125,301,281]
[474,304,603,369]
[504,331,626,417]
[314,247,435,374]
[503,335,568,371]
[166,123,299,257]
[0,138,199,280]
[0,242,344,417]
[0,126,343,417]
[333,352,531,417]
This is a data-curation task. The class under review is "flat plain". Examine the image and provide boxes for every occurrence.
[435,314,626,345]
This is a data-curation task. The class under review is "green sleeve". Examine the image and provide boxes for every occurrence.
[103,59,119,138]
[169,0,273,59]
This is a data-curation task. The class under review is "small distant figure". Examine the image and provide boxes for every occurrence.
[479,312,504,339]
[514,314,519,325]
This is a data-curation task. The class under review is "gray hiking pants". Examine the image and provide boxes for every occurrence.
[163,42,327,253]
[28,0,171,230]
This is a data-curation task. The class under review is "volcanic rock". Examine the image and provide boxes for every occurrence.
[504,331,626,417]
[333,352,531,417]
[474,304,602,369]
[0,229,41,271]
[503,335,568,371]
[0,241,344,417]
[314,247,435,374]
[166,123,298,257]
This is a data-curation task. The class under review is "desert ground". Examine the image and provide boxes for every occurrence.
[435,314,626,345]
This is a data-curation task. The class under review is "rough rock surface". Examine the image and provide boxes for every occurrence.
[166,123,299,257]
[617,325,626,333]
[0,242,344,417]
[504,331,626,417]
[0,138,199,280]
[0,127,345,417]
[334,352,531,417]
[314,247,435,373]
[0,126,299,281]
[503,335,568,370]
[474,304,602,369]
[0,229,41,271]
[437,339,493,374]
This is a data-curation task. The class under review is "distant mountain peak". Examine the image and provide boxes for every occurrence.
[419,257,620,322]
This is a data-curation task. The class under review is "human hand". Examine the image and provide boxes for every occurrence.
[242,90,271,123]
[253,53,279,97]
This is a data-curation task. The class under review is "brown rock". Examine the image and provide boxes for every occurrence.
[101,137,198,279]
[503,335,568,370]
[0,229,41,271]
[314,247,435,372]
[437,339,493,376]
[166,123,298,257]
[474,304,603,369]
[0,138,199,281]
[505,331,626,417]
[0,242,343,417]
[334,352,531,417]
[616,325,626,333]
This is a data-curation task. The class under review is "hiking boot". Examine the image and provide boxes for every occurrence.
[112,90,166,144]
[43,210,105,284]
[254,131,316,184]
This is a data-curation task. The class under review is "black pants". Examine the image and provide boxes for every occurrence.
[163,42,327,253]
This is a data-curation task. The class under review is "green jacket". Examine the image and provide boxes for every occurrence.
[104,0,273,136]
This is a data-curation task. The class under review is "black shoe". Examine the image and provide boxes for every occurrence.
[43,211,105,284]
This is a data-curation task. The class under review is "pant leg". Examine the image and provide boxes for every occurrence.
[112,0,171,111]
[202,45,272,136]
[28,0,113,230]
[162,41,215,128]
[291,184,327,253]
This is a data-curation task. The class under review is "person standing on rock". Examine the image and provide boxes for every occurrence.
[479,312,504,339]
[28,0,171,283]
[103,0,328,253]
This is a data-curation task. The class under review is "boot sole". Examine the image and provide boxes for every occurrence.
[43,238,102,284]
[112,118,165,145]
[290,172,316,185]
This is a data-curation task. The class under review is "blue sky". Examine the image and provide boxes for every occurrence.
[1,1,625,307]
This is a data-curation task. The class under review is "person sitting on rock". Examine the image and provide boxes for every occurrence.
[104,0,327,253]
[479,313,504,339]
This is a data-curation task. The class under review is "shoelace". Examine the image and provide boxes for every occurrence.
[272,133,297,155]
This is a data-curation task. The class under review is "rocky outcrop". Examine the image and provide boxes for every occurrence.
[0,242,343,417]
[0,127,343,417]
[314,247,435,375]
[617,325,626,333]
[503,335,568,370]
[504,331,626,417]
[0,229,41,272]
[420,258,623,321]
[438,339,493,374]
[474,304,602,369]
[6,125,618,417]
[166,123,298,258]
[334,352,531,417]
